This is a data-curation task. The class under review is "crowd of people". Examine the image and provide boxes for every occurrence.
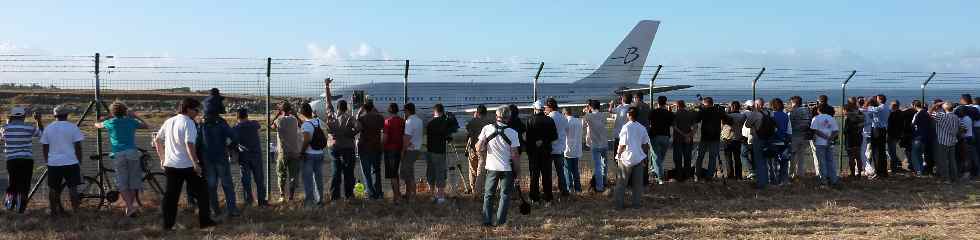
[1,77,978,229]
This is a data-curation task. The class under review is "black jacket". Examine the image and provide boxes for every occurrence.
[523,112,557,154]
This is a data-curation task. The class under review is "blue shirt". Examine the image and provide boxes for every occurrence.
[772,111,791,142]
[103,117,140,153]
[201,118,237,162]
[869,105,890,129]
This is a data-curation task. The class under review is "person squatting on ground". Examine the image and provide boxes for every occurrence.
[615,107,649,209]
[2,106,43,214]
[477,105,521,227]
[95,101,149,217]
[156,98,217,230]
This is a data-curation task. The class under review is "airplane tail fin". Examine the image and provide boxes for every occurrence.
[573,20,660,85]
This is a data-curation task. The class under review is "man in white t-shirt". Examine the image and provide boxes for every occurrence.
[477,105,521,227]
[39,105,84,216]
[562,108,584,193]
[615,107,649,209]
[401,103,424,201]
[810,106,840,186]
[545,98,569,195]
[154,98,216,230]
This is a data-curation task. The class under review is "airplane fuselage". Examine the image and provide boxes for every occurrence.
[333,82,646,110]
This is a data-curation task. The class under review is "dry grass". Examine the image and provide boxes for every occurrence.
[1,177,977,239]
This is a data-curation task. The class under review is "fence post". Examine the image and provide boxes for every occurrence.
[751,67,766,100]
[533,62,544,101]
[404,59,409,105]
[94,53,105,175]
[839,70,856,176]
[265,57,272,195]
[920,72,936,102]
[649,65,663,97]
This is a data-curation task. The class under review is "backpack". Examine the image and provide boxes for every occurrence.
[484,124,512,146]
[309,119,328,151]
[756,110,777,139]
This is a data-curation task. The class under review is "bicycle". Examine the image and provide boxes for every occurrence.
[91,148,167,207]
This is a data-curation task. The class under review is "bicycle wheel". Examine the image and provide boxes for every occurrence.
[143,172,167,203]
[68,176,106,210]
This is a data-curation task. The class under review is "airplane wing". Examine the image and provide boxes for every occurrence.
[615,85,693,96]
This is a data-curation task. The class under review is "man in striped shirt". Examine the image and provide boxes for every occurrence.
[933,102,963,183]
[1,107,43,213]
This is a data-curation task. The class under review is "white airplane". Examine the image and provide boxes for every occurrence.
[316,20,691,114]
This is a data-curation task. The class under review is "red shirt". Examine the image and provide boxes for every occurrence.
[383,115,405,151]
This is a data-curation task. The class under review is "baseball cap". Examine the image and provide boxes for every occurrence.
[53,105,70,117]
[532,100,545,110]
[9,107,26,117]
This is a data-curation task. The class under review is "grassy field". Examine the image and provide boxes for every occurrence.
[1,176,977,239]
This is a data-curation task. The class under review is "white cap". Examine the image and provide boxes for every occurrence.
[744,100,753,107]
[9,107,26,117]
[53,105,70,117]
[532,100,545,110]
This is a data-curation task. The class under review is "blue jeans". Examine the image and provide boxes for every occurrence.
[482,170,513,226]
[238,151,267,205]
[769,143,790,184]
[910,139,926,174]
[302,153,325,206]
[330,148,357,200]
[205,155,237,214]
[590,147,608,192]
[563,157,582,192]
[751,138,770,189]
[695,140,720,179]
[551,154,568,193]
[649,136,670,180]
[814,144,839,184]
[359,150,383,199]
[741,143,754,175]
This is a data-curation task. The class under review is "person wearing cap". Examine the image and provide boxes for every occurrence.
[524,100,557,203]
[615,107,649,209]
[1,106,43,213]
[200,93,240,217]
[156,98,217,230]
[544,98,569,196]
[40,105,85,216]
[477,105,520,226]
[94,101,149,217]
[233,108,268,207]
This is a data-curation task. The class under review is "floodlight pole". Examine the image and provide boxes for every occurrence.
[265,57,272,195]
[649,65,663,97]
[751,67,766,100]
[533,62,544,101]
[920,72,936,103]
[404,59,410,105]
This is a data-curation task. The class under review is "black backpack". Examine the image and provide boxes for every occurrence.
[484,124,512,146]
[309,119,328,151]
[756,110,777,138]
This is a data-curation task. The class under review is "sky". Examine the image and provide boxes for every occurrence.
[2,0,979,89]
